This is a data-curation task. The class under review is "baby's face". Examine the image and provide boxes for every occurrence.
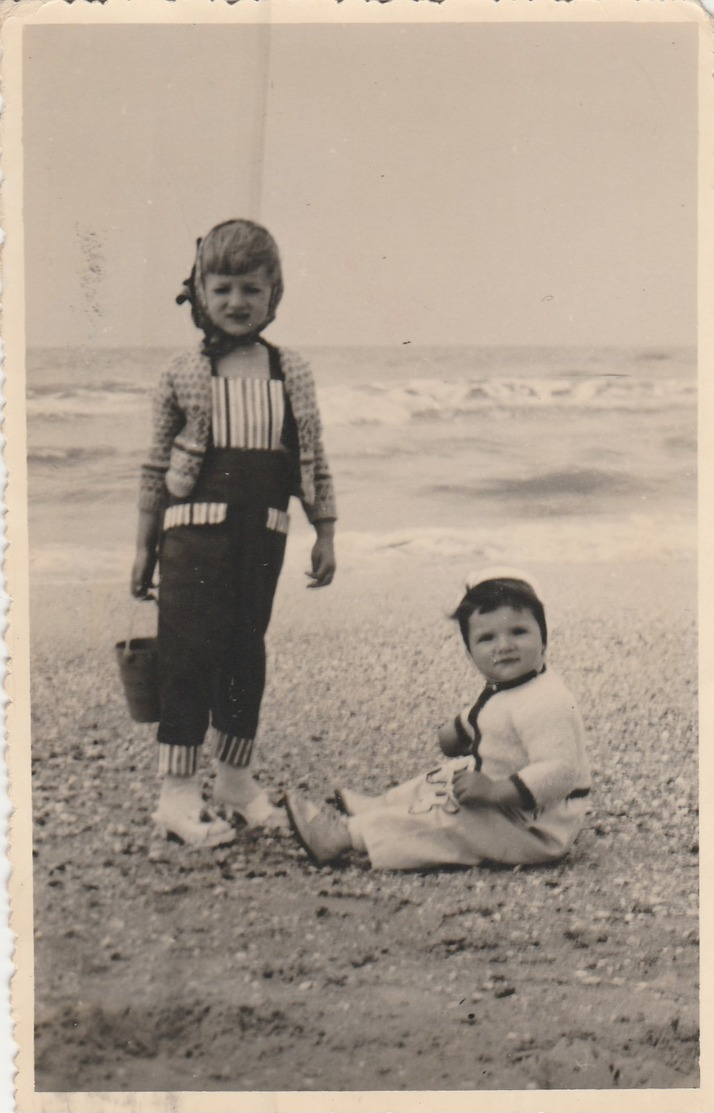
[467,604,544,684]
[204,267,273,338]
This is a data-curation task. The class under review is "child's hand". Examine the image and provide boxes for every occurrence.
[131,548,157,599]
[451,768,496,807]
[306,536,336,588]
[132,510,160,599]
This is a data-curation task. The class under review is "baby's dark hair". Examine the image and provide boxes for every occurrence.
[451,577,548,648]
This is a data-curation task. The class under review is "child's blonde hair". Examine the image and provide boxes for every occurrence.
[177,219,284,350]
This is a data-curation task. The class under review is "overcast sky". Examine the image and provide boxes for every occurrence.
[23,20,698,349]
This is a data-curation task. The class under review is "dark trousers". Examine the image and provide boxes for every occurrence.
[157,506,287,751]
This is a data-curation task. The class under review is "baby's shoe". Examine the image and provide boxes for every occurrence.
[333,785,381,817]
[285,792,352,866]
[214,763,289,832]
[153,774,235,848]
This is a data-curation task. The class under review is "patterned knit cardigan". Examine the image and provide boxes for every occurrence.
[138,344,337,523]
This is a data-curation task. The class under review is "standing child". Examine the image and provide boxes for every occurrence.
[285,568,590,870]
[131,219,336,847]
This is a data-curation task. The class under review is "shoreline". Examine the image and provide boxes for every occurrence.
[25,513,698,590]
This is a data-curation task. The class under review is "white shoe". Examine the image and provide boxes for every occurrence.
[153,772,236,848]
[152,805,236,848]
[220,793,290,832]
[214,764,289,831]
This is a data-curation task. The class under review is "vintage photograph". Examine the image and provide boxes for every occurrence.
[4,0,707,1107]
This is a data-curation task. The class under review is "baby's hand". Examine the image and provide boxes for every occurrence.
[451,768,495,807]
[438,722,473,758]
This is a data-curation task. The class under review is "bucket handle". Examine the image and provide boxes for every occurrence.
[124,598,157,659]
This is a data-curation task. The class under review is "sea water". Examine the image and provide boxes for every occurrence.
[25,343,696,582]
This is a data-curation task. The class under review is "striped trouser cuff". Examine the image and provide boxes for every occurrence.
[213,730,254,768]
[157,743,200,777]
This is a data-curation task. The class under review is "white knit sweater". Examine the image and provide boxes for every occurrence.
[456,668,591,809]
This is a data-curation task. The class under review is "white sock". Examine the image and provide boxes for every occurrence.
[158,773,204,820]
[215,762,263,806]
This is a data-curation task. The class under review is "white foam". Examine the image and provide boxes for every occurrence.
[26,388,145,419]
[318,376,695,428]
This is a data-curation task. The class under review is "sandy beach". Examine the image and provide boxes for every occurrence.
[29,550,698,1093]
